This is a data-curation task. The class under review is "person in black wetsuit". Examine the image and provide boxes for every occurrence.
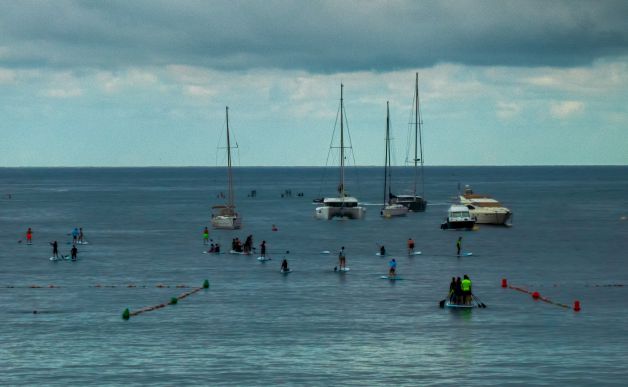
[281,259,289,272]
[260,241,266,257]
[50,241,59,258]
[449,277,456,302]
[70,245,78,261]
[380,245,386,256]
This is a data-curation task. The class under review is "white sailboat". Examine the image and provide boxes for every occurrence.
[390,73,428,212]
[211,106,242,229]
[315,84,365,220]
[381,101,408,218]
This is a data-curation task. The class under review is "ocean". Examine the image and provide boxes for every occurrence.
[1,166,627,385]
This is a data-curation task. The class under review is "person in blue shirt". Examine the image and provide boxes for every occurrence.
[71,228,79,244]
[388,258,397,277]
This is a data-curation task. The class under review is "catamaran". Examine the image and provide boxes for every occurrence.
[211,106,242,229]
[315,84,365,220]
[390,73,428,212]
[381,101,408,218]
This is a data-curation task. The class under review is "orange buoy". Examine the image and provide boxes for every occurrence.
[574,300,581,312]
[532,291,540,299]
[501,278,508,288]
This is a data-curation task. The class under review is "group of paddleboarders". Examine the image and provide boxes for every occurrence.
[70,227,86,244]
[230,235,255,254]
[48,240,79,261]
[207,243,221,253]
[448,275,473,305]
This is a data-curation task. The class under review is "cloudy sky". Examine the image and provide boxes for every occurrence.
[1,0,627,166]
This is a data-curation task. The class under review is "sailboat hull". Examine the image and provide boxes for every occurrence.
[381,204,408,218]
[211,215,242,229]
[390,195,427,212]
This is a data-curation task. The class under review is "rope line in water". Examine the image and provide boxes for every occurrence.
[506,283,572,310]
[122,280,210,320]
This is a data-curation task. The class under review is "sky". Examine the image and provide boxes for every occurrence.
[1,0,627,166]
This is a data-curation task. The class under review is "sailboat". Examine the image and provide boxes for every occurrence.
[381,101,408,218]
[211,106,242,229]
[390,73,428,212]
[315,84,365,220]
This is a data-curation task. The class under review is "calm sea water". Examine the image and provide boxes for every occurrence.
[1,166,627,386]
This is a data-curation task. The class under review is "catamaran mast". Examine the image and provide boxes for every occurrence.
[339,84,345,197]
[416,73,425,198]
[225,106,234,208]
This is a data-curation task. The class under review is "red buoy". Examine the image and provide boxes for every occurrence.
[532,291,540,299]
[501,278,508,288]
[574,300,581,312]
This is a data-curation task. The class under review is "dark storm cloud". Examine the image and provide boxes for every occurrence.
[1,0,627,71]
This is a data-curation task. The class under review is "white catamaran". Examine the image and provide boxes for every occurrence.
[381,101,408,218]
[315,84,365,220]
[211,106,242,229]
[390,73,428,212]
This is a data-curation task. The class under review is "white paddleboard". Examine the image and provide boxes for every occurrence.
[77,241,89,245]
[375,253,385,256]
[457,252,473,257]
[334,267,350,272]
[257,256,272,262]
[320,251,331,254]
[280,269,292,274]
[409,251,422,256]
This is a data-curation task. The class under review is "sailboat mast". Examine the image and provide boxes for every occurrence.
[339,84,345,197]
[417,74,425,198]
[383,101,390,206]
[225,106,234,208]
[413,73,419,197]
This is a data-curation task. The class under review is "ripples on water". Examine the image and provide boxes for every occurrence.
[1,167,628,385]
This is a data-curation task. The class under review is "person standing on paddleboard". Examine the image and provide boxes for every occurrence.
[388,258,397,277]
[338,246,346,270]
[380,245,386,256]
[71,228,79,244]
[70,245,78,261]
[260,240,266,257]
[50,241,59,258]
[407,238,415,254]
[26,228,33,245]
[78,228,85,244]
[203,227,209,245]
[456,237,462,256]
[281,259,289,272]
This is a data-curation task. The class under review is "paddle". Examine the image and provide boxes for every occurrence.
[472,294,487,308]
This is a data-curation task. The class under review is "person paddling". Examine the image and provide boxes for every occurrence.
[407,238,415,254]
[338,246,346,270]
[50,241,59,258]
[70,245,78,261]
[71,227,79,244]
[260,240,267,257]
[461,274,472,304]
[388,258,397,277]
[78,228,85,244]
[379,245,386,256]
[26,228,33,245]
[456,237,463,256]
[281,259,289,272]
[203,227,209,245]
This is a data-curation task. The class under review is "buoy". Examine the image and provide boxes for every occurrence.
[122,308,130,320]
[532,291,540,299]
[169,297,178,305]
[574,300,581,312]
[203,279,209,289]
[501,278,508,288]
[272,225,278,231]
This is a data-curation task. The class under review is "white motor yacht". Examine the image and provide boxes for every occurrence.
[441,204,476,230]
[459,185,512,225]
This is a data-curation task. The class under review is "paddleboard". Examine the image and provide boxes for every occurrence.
[457,252,473,257]
[380,275,403,280]
[375,253,385,256]
[320,251,331,254]
[280,269,292,274]
[230,250,251,255]
[202,251,223,255]
[334,267,350,272]
[77,241,89,245]
[257,256,272,262]
[409,251,422,256]
[445,301,475,309]
[50,255,71,261]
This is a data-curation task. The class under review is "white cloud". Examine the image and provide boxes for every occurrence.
[550,100,584,118]
[41,87,83,98]
[496,101,522,120]
[0,68,16,84]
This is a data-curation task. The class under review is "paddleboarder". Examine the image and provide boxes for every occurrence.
[388,258,397,277]
[26,228,33,245]
[281,259,289,272]
[456,237,462,256]
[407,238,415,254]
[50,240,59,258]
[380,245,386,256]
[461,274,472,304]
[70,245,78,261]
[203,227,209,245]
[338,246,346,270]
[260,240,266,257]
